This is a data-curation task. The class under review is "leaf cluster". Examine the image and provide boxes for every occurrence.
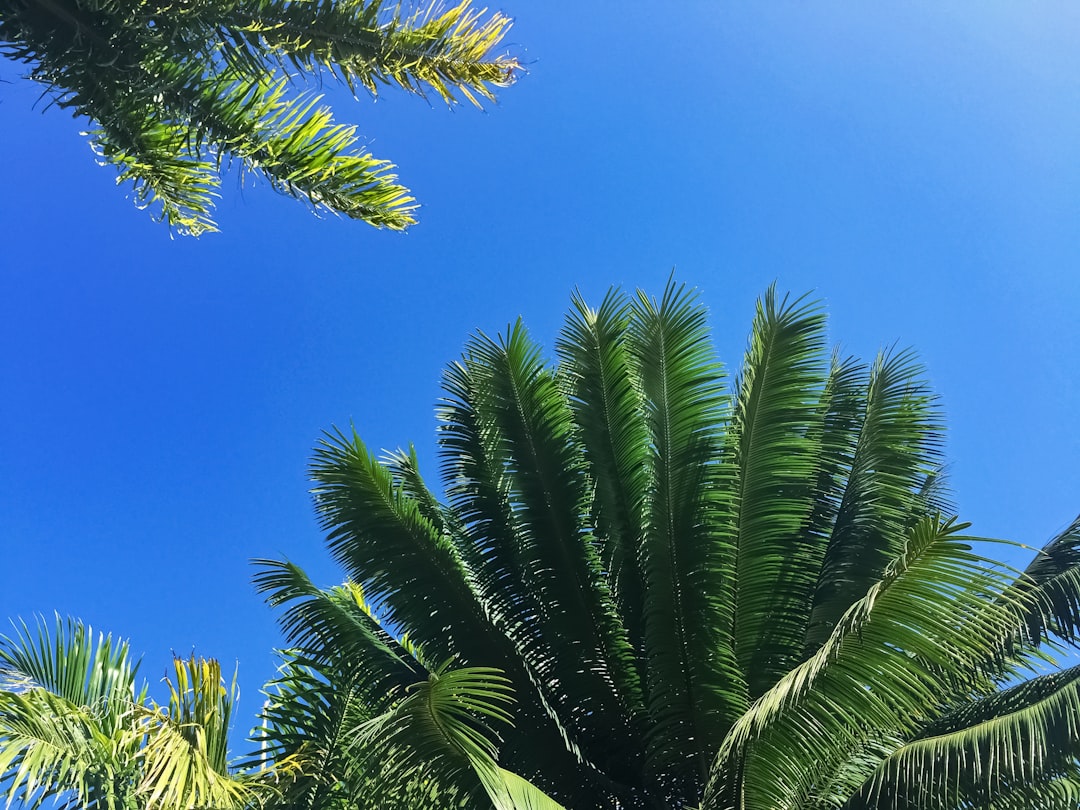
[0,0,520,233]
[0,616,261,810]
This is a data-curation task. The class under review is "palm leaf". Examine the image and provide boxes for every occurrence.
[253,651,382,810]
[0,689,133,810]
[224,0,520,105]
[856,663,1080,808]
[981,774,1080,810]
[445,322,646,783]
[0,617,142,810]
[309,425,602,804]
[356,662,564,809]
[252,559,427,708]
[171,69,417,229]
[727,285,829,696]
[0,616,139,725]
[382,444,456,536]
[704,518,1038,810]
[0,0,519,233]
[627,279,744,797]
[806,348,946,650]
[1012,515,1080,646]
[556,288,650,659]
[475,760,570,810]
[310,427,500,666]
[138,657,255,810]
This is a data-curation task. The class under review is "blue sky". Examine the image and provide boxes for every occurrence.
[2,3,1079,731]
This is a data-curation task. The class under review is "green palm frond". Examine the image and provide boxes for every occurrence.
[309,425,598,804]
[727,286,829,696]
[92,65,416,235]
[0,688,136,810]
[1013,515,1080,646]
[0,616,139,722]
[794,352,868,639]
[382,444,456,536]
[0,0,519,234]
[438,351,540,632]
[981,774,1080,810]
[309,427,497,666]
[252,559,427,705]
[445,323,646,778]
[475,760,571,810]
[858,663,1080,808]
[438,351,616,804]
[253,653,362,809]
[704,517,1036,810]
[0,618,139,810]
[806,348,946,650]
[356,662,565,809]
[627,280,744,795]
[179,72,417,228]
[226,0,519,104]
[248,565,438,806]
[556,288,650,657]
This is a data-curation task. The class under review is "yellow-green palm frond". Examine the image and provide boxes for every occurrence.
[0,0,517,234]
[138,657,257,810]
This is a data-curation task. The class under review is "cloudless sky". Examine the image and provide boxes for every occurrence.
[2,2,1079,738]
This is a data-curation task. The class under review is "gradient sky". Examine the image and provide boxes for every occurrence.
[2,3,1079,733]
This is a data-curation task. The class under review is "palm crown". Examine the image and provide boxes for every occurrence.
[253,281,1080,809]
[0,0,519,234]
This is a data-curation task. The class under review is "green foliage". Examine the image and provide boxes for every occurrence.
[0,616,258,810]
[4,284,1078,809]
[272,280,1080,808]
[0,0,520,234]
[251,562,567,808]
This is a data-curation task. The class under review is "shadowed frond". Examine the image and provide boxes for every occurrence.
[556,288,650,658]
[806,348,946,651]
[982,774,1080,810]
[1013,515,1080,646]
[627,280,743,798]
[444,323,646,783]
[253,559,427,705]
[355,662,565,809]
[310,426,498,665]
[252,650,396,810]
[310,425,602,805]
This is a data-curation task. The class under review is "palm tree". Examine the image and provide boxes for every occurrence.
[260,280,1080,808]
[0,616,258,810]
[0,0,519,234]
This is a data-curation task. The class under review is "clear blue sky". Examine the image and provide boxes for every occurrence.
[1,3,1078,736]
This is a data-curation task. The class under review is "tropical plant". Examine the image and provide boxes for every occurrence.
[250,563,567,808]
[0,0,520,234]
[257,280,1080,809]
[0,616,257,810]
